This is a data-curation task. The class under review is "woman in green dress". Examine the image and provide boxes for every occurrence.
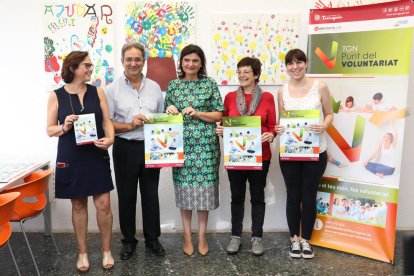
[165,44,224,256]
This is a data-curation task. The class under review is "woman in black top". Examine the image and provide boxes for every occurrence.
[46,51,115,272]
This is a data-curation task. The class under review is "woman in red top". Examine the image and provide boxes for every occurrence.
[216,57,276,256]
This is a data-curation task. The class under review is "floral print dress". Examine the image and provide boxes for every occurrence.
[165,77,224,210]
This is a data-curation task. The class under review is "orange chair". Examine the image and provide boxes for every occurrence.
[2,169,60,276]
[0,192,22,276]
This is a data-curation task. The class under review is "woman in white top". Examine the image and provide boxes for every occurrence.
[275,49,333,259]
[364,122,398,178]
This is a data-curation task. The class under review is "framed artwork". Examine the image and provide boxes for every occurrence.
[210,13,300,85]
[43,2,115,90]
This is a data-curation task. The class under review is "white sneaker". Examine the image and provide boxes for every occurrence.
[226,236,242,254]
[300,240,314,259]
[251,237,263,256]
[289,240,301,258]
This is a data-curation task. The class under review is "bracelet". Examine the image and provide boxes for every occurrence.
[61,124,67,134]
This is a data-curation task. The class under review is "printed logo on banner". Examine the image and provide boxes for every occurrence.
[315,41,339,69]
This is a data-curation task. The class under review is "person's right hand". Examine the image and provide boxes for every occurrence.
[363,161,368,166]
[166,105,179,115]
[63,114,79,132]
[130,114,146,129]
[216,125,224,137]
[275,124,285,135]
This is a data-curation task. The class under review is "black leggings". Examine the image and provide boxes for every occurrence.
[279,151,327,240]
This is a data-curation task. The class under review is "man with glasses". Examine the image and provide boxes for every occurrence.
[105,42,165,259]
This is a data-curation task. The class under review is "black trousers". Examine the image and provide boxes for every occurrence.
[227,160,270,238]
[113,137,161,245]
[279,151,327,240]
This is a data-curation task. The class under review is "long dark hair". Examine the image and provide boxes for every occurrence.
[177,44,207,79]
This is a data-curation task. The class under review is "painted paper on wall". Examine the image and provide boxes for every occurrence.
[43,2,115,91]
[210,13,300,85]
[124,1,196,90]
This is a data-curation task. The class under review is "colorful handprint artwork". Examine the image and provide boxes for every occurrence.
[125,1,196,59]
[124,1,196,90]
[210,13,300,85]
[43,2,115,91]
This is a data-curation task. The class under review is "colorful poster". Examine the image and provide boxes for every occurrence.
[74,113,97,145]
[223,116,262,170]
[279,110,320,161]
[144,113,184,168]
[314,179,397,262]
[124,1,196,90]
[210,13,300,85]
[43,2,115,91]
[308,0,413,263]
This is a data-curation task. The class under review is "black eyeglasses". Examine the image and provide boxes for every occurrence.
[81,63,94,70]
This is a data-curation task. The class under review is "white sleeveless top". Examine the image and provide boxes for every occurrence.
[380,144,396,168]
[283,80,326,153]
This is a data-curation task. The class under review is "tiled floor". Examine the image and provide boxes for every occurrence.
[0,231,408,275]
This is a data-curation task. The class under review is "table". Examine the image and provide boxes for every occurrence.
[0,161,52,236]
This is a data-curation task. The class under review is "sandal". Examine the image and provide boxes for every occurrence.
[102,251,114,270]
[77,253,89,273]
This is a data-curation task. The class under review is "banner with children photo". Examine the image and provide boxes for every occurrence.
[223,116,262,170]
[144,113,184,168]
[279,109,320,161]
[307,0,413,263]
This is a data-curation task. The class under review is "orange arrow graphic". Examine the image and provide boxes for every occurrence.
[326,115,365,162]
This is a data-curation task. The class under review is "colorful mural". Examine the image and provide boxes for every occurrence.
[124,1,196,90]
[43,2,115,90]
[210,13,300,85]
[125,1,196,59]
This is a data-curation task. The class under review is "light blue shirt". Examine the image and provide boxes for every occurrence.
[105,74,164,140]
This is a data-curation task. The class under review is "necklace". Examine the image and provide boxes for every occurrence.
[67,85,86,114]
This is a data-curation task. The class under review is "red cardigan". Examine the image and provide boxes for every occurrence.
[223,91,277,161]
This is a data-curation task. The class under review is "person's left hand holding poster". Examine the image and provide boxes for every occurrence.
[144,113,184,168]
[43,2,115,91]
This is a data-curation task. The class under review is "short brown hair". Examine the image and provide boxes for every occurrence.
[61,51,89,83]
[237,57,262,83]
[373,92,383,100]
[121,42,146,61]
[177,44,207,79]
[345,96,354,106]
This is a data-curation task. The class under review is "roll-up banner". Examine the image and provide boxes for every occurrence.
[307,0,413,263]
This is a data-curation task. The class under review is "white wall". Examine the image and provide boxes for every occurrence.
[0,0,412,233]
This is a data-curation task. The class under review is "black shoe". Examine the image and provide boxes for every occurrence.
[145,240,165,256]
[120,243,136,260]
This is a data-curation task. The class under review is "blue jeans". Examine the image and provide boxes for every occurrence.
[365,162,395,175]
